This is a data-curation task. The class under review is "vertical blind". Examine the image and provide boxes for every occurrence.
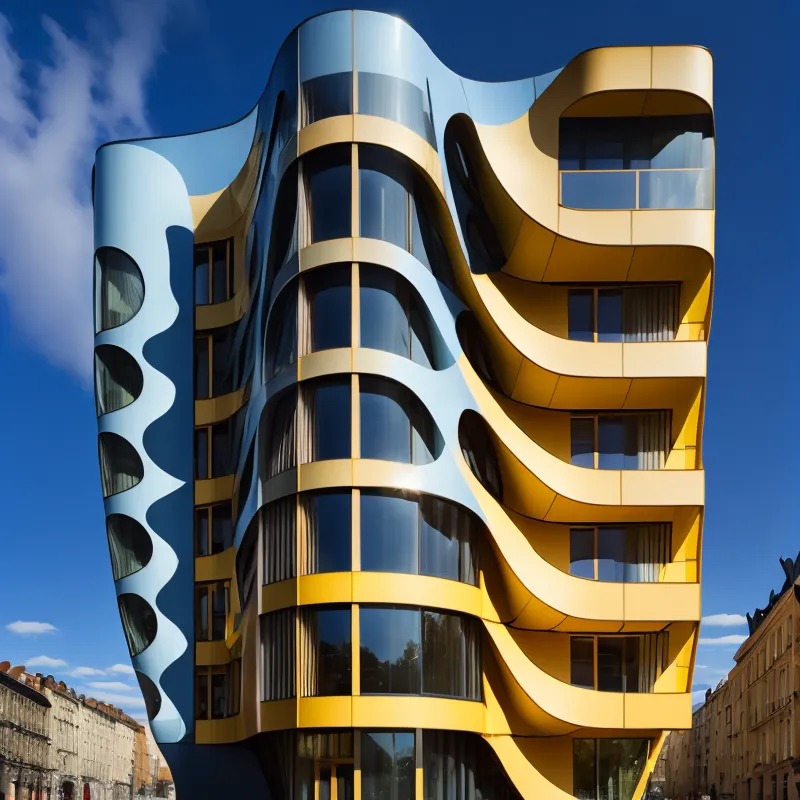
[623,286,676,342]
[261,609,296,701]
[263,498,297,584]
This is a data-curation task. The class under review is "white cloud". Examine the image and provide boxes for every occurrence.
[6,621,57,635]
[26,655,68,668]
[86,690,145,708]
[68,666,107,678]
[702,613,747,627]
[107,663,135,675]
[699,635,748,646]
[0,1,179,381]
[86,681,135,691]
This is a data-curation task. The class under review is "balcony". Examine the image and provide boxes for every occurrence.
[560,167,714,210]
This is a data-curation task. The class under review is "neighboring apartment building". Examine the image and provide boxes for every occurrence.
[0,667,50,798]
[92,10,714,799]
[664,559,800,800]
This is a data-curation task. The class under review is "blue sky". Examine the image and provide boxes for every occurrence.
[0,0,797,718]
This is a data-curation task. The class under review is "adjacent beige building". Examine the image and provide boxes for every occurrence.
[664,564,800,800]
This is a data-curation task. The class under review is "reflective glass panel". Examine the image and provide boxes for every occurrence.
[305,147,351,243]
[360,607,420,694]
[571,418,595,468]
[571,637,595,689]
[361,731,415,800]
[560,171,637,210]
[300,72,352,126]
[307,492,351,573]
[597,637,624,692]
[568,290,594,342]
[360,492,418,575]
[570,528,595,579]
[308,380,351,461]
[573,740,597,800]
[598,416,638,470]
[315,607,352,696]
[305,264,351,352]
[597,289,623,342]
[360,157,408,249]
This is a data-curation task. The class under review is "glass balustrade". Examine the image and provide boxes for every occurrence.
[560,168,713,210]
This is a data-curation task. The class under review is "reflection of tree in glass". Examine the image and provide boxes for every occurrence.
[319,641,352,695]
[360,640,420,694]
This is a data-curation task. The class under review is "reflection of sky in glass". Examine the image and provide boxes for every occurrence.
[360,607,419,664]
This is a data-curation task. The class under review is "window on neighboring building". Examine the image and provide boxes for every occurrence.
[195,582,229,642]
[195,239,234,305]
[570,413,669,470]
[194,502,234,556]
[195,661,240,720]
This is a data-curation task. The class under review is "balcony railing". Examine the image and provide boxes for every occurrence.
[559,167,714,211]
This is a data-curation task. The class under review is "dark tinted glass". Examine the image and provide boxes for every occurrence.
[211,329,234,395]
[195,246,210,305]
[211,583,227,640]
[196,674,208,719]
[624,638,640,693]
[211,673,227,719]
[194,336,210,399]
[195,587,209,640]
[118,594,158,657]
[597,527,627,582]
[136,671,162,721]
[359,146,410,249]
[570,528,595,579]
[195,428,208,479]
[459,411,502,499]
[420,497,475,584]
[265,285,298,378]
[597,637,624,692]
[306,147,351,243]
[195,508,209,556]
[597,416,638,470]
[360,379,411,463]
[422,611,478,698]
[106,514,153,581]
[211,503,233,554]
[570,418,595,468]
[211,241,228,303]
[597,739,649,800]
[571,637,595,689]
[573,739,597,800]
[310,380,351,460]
[94,344,144,416]
[301,72,353,126]
[597,289,623,342]
[360,607,420,694]
[568,290,594,342]
[309,492,352,573]
[360,492,418,575]
[315,607,352,696]
[359,72,436,148]
[211,423,230,478]
[361,731,416,800]
[306,264,351,351]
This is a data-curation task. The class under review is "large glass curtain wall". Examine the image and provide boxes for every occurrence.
[573,739,650,800]
[257,490,480,587]
[253,729,521,800]
[359,606,481,700]
[570,413,670,471]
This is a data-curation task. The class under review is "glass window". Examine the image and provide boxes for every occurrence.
[195,673,208,720]
[264,283,298,378]
[305,146,352,243]
[300,72,352,127]
[597,637,625,692]
[302,492,351,574]
[263,388,297,478]
[597,417,638,470]
[422,610,480,699]
[570,418,595,468]
[359,145,413,249]
[360,264,438,369]
[135,671,161,721]
[305,607,351,696]
[106,514,152,581]
[597,528,629,583]
[419,495,478,585]
[571,637,595,689]
[570,529,595,579]
[211,328,234,396]
[117,594,157,657]
[597,289,623,343]
[266,162,299,279]
[211,673,228,719]
[573,739,597,800]
[303,379,351,461]
[360,377,438,465]
[95,247,144,333]
[574,739,649,800]
[361,492,418,575]
[456,312,500,390]
[195,427,209,480]
[304,264,351,352]
[210,503,233,554]
[359,72,436,148]
[98,433,143,497]
[360,607,421,694]
[194,335,210,399]
[568,290,594,342]
[195,245,210,305]
[361,731,416,800]
[94,345,143,416]
[459,411,502,499]
[212,240,231,304]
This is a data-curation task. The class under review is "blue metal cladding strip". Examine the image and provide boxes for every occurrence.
[94,143,195,743]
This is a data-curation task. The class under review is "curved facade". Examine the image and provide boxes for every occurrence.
[92,12,712,799]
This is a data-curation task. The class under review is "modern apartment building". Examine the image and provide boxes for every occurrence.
[664,558,800,800]
[91,11,713,799]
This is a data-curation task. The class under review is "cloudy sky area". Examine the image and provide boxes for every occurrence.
[0,0,796,721]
